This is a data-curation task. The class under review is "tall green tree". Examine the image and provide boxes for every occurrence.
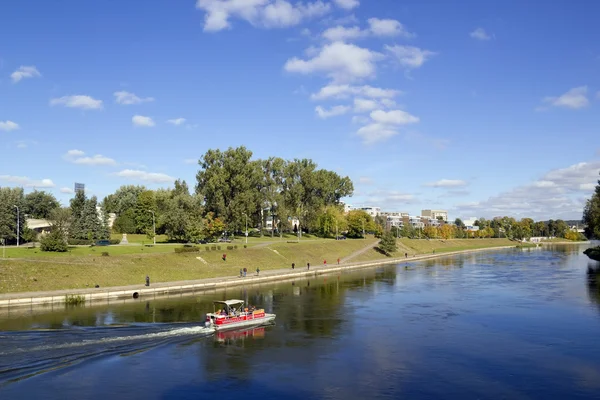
[102,185,146,215]
[583,173,600,239]
[134,190,157,235]
[345,210,374,238]
[23,190,60,219]
[196,146,261,231]
[0,187,25,244]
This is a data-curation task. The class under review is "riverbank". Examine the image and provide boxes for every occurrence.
[0,238,522,294]
[0,244,519,308]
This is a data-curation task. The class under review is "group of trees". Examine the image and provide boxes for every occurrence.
[0,187,60,245]
[102,146,354,243]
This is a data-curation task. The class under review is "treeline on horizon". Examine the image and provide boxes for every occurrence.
[1,147,597,248]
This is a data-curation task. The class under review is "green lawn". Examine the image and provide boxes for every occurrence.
[351,238,516,263]
[0,238,377,293]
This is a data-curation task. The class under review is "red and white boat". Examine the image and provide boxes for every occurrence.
[205,299,276,331]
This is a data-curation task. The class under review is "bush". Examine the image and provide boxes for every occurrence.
[205,246,210,251]
[211,245,217,251]
[109,239,120,245]
[234,245,238,249]
[65,294,85,305]
[227,245,234,250]
[40,231,68,252]
[101,252,109,256]
[243,245,247,249]
[217,245,221,251]
[174,246,200,253]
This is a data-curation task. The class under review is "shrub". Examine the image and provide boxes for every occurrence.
[41,231,68,252]
[109,239,120,245]
[234,245,238,249]
[174,246,200,253]
[227,245,234,250]
[217,245,221,251]
[65,294,85,305]
[211,245,217,251]
[243,245,247,249]
[101,252,109,257]
[205,246,210,251]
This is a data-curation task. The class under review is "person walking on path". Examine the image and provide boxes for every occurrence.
[239,269,243,277]
[256,267,260,276]
[292,262,295,270]
[307,262,310,270]
[337,258,340,265]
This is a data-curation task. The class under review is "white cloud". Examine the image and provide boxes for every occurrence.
[114,91,154,105]
[356,123,400,144]
[11,66,41,83]
[542,86,589,109]
[322,25,365,41]
[470,28,491,41]
[285,41,384,83]
[355,109,419,144]
[425,179,467,188]
[63,150,117,166]
[367,18,413,38]
[358,176,372,185]
[72,155,117,166]
[167,118,187,125]
[183,158,197,165]
[60,187,74,194]
[333,0,359,10]
[50,95,103,110]
[311,84,401,100]
[385,45,436,69]
[370,109,419,125]
[322,18,412,42]
[0,120,19,131]
[196,0,331,32]
[353,98,379,113]
[315,105,350,118]
[455,161,600,220]
[0,175,54,188]
[132,115,156,127]
[115,169,175,184]
[65,149,85,157]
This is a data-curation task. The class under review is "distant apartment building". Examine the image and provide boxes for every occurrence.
[358,206,380,218]
[421,209,448,222]
[342,202,354,214]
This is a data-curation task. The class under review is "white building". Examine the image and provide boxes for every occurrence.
[409,216,424,229]
[421,209,448,221]
[358,206,381,218]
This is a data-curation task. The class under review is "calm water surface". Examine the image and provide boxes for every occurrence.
[1,245,600,399]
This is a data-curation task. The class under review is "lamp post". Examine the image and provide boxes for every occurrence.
[243,213,248,244]
[13,205,19,247]
[362,219,365,239]
[147,210,155,245]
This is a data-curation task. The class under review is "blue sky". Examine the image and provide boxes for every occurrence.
[1,0,599,221]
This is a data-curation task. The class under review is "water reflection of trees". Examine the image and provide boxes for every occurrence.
[199,267,398,381]
[586,265,600,310]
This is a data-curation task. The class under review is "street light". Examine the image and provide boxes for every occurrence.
[147,210,155,245]
[13,205,19,247]
[243,213,248,244]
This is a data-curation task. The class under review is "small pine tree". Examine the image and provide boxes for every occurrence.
[40,229,68,252]
[379,231,397,256]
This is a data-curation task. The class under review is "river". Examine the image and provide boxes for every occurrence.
[1,245,600,399]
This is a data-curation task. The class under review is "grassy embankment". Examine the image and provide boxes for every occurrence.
[351,238,518,263]
[1,237,516,294]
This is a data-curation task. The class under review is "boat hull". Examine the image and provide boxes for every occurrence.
[213,313,276,331]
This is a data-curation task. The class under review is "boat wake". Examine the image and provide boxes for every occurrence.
[0,323,214,386]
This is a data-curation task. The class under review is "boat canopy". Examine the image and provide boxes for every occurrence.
[213,299,245,307]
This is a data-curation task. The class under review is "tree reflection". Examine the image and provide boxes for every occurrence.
[586,265,600,311]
